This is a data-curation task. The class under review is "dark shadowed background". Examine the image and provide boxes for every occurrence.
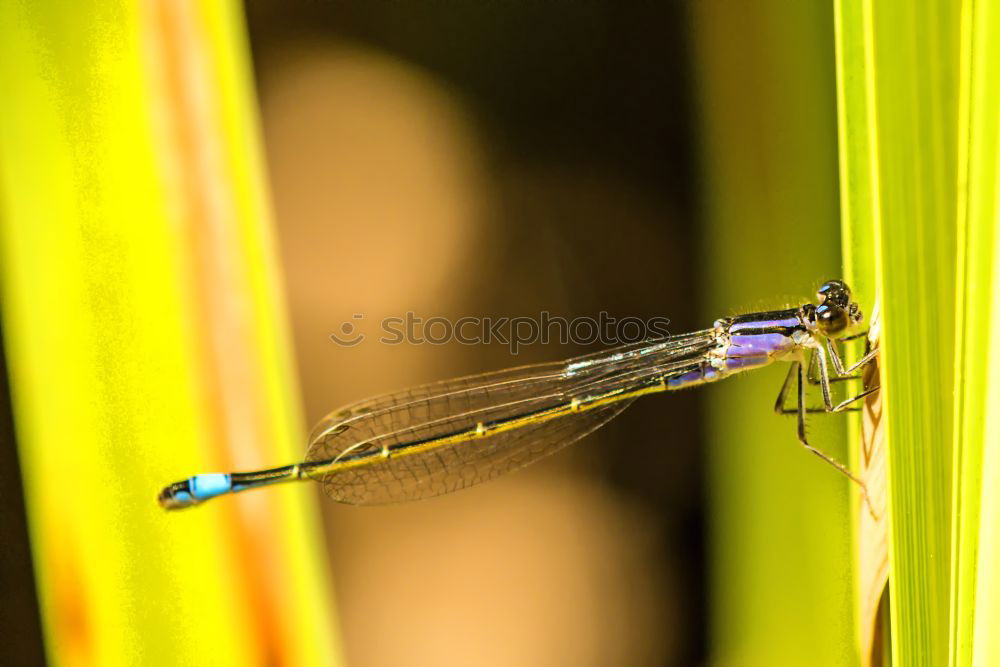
[247,1,704,664]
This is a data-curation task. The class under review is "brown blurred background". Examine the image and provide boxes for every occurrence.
[246,2,705,665]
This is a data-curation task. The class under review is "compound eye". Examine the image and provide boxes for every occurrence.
[818,279,843,296]
[817,280,851,307]
[816,303,848,336]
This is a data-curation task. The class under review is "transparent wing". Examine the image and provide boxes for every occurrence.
[305,331,715,504]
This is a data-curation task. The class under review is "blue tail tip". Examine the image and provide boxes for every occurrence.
[158,473,232,510]
[158,480,197,510]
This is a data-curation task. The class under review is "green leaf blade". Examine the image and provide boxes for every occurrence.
[950,0,1000,664]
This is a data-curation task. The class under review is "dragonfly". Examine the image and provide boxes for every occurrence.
[158,279,879,514]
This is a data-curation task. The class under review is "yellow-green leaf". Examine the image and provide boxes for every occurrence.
[0,2,342,665]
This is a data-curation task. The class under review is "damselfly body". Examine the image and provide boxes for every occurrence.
[159,280,879,512]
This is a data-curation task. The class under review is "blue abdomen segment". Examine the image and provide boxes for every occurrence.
[157,473,233,509]
[189,473,233,501]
